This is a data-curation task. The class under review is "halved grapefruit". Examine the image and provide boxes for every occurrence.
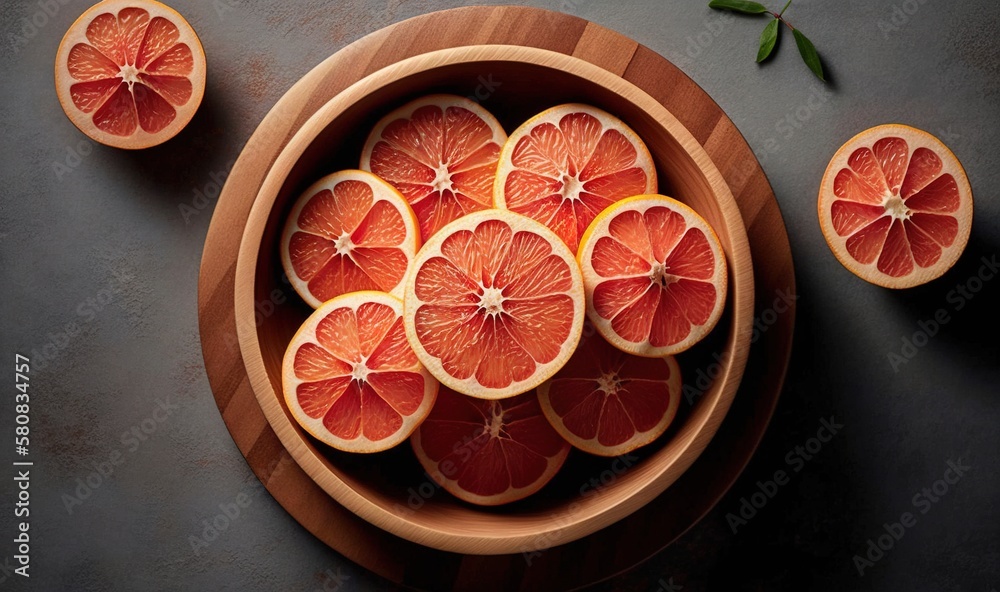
[577,195,728,357]
[411,386,570,506]
[538,334,681,457]
[282,292,438,453]
[818,124,973,288]
[360,94,507,241]
[403,209,585,399]
[494,103,658,252]
[54,0,207,149]
[281,170,420,308]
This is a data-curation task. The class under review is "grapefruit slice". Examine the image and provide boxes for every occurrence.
[282,291,438,453]
[360,94,508,241]
[54,0,207,149]
[818,124,973,288]
[494,103,658,252]
[577,195,728,357]
[403,209,585,400]
[280,170,420,309]
[411,386,570,506]
[538,334,681,457]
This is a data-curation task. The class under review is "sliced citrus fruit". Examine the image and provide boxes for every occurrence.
[578,195,728,357]
[360,94,508,241]
[280,170,420,308]
[54,0,207,149]
[403,209,585,399]
[411,386,570,506]
[282,291,438,453]
[538,333,681,457]
[818,124,973,289]
[494,103,658,252]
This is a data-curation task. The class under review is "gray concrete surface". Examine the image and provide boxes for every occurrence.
[1,0,998,590]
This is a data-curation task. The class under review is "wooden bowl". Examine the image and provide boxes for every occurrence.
[234,45,754,555]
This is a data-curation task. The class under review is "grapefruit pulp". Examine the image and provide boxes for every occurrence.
[818,124,973,288]
[403,209,586,399]
[538,334,682,457]
[361,94,507,241]
[494,103,658,252]
[411,386,570,506]
[282,292,437,453]
[54,0,207,149]
[577,195,728,357]
[280,170,420,308]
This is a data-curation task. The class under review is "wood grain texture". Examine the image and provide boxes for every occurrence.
[234,44,755,555]
[198,6,795,590]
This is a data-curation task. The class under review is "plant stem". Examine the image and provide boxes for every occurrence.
[769,0,797,31]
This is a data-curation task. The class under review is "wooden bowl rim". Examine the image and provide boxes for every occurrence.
[234,44,755,554]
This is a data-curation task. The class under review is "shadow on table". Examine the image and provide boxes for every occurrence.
[881,229,1000,375]
[104,85,238,202]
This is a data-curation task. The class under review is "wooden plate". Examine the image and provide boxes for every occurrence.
[198,6,795,590]
[235,44,755,555]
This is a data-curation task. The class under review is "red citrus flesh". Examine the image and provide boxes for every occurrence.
[55,0,206,148]
[411,386,570,505]
[495,104,658,252]
[281,170,420,308]
[578,195,728,357]
[361,94,507,241]
[818,124,973,288]
[282,292,437,453]
[538,334,681,457]
[403,210,585,399]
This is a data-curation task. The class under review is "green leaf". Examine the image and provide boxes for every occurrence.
[708,0,769,15]
[756,18,779,62]
[793,28,825,80]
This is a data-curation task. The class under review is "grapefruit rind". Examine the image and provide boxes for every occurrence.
[577,194,729,357]
[54,0,207,149]
[281,291,438,453]
[817,124,973,289]
[494,103,658,252]
[280,170,421,309]
[360,94,508,241]
[403,209,586,400]
[410,391,571,506]
[538,355,682,457]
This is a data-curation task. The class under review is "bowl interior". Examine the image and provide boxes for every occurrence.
[237,46,753,553]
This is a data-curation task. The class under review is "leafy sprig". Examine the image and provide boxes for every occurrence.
[708,0,825,81]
